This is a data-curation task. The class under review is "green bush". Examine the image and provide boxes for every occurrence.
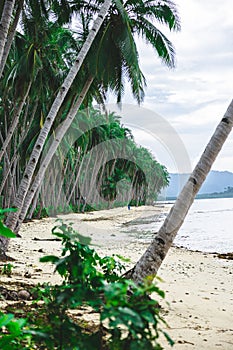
[0,220,173,349]
[0,313,31,349]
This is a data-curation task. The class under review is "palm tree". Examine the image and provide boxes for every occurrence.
[6,0,113,232]
[7,0,180,234]
[0,10,78,198]
[0,0,24,77]
[15,77,93,230]
[0,64,33,163]
[0,0,16,74]
[126,99,233,285]
[87,0,180,103]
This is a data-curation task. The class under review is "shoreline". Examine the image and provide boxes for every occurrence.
[1,205,233,349]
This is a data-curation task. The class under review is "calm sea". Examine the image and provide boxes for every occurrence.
[174,197,233,253]
[126,198,233,253]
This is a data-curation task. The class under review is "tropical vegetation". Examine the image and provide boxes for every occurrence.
[0,0,180,257]
[196,186,233,199]
[0,219,173,349]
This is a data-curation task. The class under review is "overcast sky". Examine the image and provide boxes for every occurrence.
[108,0,233,173]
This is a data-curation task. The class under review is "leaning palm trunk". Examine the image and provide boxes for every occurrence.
[0,0,16,73]
[0,236,9,259]
[0,0,23,77]
[66,144,88,204]
[128,99,233,285]
[14,78,93,233]
[27,187,40,220]
[6,0,112,233]
[0,81,32,162]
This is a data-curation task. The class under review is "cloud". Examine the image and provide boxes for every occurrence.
[107,0,233,172]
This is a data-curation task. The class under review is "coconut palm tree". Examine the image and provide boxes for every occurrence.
[87,0,180,103]
[126,99,233,285]
[0,82,32,163]
[12,0,180,230]
[5,0,113,233]
[0,10,79,199]
[0,0,24,77]
[1,0,180,259]
[15,77,94,230]
[4,0,180,237]
[0,0,16,74]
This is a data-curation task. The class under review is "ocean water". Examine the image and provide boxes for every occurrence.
[174,197,233,253]
[125,198,233,253]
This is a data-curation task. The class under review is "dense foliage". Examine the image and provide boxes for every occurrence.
[0,0,177,225]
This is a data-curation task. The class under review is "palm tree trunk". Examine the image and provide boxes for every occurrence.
[127,99,233,285]
[92,152,107,207]
[0,236,10,259]
[57,155,70,207]
[0,0,16,73]
[14,77,93,232]
[0,81,32,162]
[0,0,23,77]
[27,186,40,220]
[78,153,93,212]
[6,0,112,233]
[65,154,81,201]
[7,148,17,207]
[0,99,36,198]
[88,149,104,205]
[0,153,18,197]
[66,144,88,204]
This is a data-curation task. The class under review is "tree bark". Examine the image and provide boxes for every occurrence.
[0,0,16,72]
[0,235,10,259]
[6,0,112,233]
[66,145,87,204]
[128,99,233,285]
[0,81,32,162]
[0,0,23,77]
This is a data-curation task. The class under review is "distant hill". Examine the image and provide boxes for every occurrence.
[163,170,233,199]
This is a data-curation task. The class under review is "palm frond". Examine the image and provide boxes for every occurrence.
[135,16,176,67]
[143,0,181,31]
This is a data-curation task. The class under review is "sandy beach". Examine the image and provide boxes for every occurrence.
[1,205,233,349]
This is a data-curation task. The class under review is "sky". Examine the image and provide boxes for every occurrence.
[107,0,233,173]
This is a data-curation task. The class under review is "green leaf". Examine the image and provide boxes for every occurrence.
[114,254,131,263]
[118,307,143,328]
[0,222,16,238]
[151,286,165,299]
[0,313,14,327]
[73,232,92,246]
[25,329,48,338]
[162,330,175,346]
[141,310,156,324]
[51,227,68,240]
[8,318,26,335]
[0,208,17,214]
[40,255,59,263]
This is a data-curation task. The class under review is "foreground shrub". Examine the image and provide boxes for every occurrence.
[0,220,173,349]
